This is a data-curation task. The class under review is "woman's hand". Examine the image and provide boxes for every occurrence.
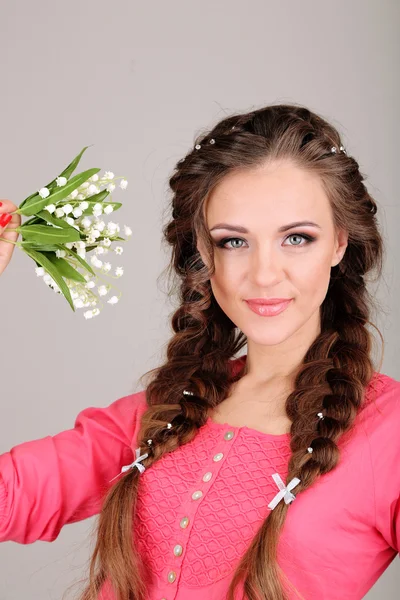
[0,199,21,276]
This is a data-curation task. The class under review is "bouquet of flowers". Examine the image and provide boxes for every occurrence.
[8,146,132,319]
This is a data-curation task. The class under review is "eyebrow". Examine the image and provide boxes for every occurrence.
[209,221,322,233]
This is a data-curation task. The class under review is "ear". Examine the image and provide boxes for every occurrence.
[331,228,349,267]
[196,236,209,268]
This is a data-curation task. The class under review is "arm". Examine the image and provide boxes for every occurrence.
[0,390,148,544]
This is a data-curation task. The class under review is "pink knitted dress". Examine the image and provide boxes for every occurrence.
[0,355,399,599]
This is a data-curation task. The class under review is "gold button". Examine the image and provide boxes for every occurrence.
[224,430,234,441]
[213,452,224,462]
[192,490,203,500]
[173,544,183,556]
[180,516,189,528]
[167,570,177,583]
[202,471,212,482]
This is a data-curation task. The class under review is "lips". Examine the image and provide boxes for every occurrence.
[245,298,292,305]
[245,299,293,317]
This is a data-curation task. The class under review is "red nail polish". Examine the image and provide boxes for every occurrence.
[0,201,3,206]
[0,213,12,227]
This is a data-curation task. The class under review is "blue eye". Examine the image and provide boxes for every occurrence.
[215,233,316,250]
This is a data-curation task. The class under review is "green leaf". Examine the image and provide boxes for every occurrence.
[20,242,61,252]
[59,245,96,276]
[18,168,101,216]
[59,146,93,180]
[44,252,86,283]
[18,146,93,210]
[18,224,81,244]
[22,247,75,311]
[34,210,76,230]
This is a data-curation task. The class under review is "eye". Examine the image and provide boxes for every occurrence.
[215,233,316,251]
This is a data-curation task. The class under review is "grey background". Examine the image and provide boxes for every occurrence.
[0,0,399,598]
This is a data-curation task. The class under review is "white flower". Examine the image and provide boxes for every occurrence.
[91,228,101,239]
[86,235,96,245]
[38,187,50,199]
[98,285,108,296]
[107,296,119,305]
[104,204,114,215]
[92,203,103,216]
[72,207,83,218]
[65,217,75,226]
[106,183,116,193]
[103,262,112,273]
[101,237,112,247]
[95,220,106,232]
[115,246,123,255]
[79,201,89,210]
[79,182,90,190]
[56,249,66,258]
[92,308,100,316]
[94,246,105,255]
[56,176,67,187]
[35,267,45,277]
[69,189,79,200]
[90,256,103,268]
[85,280,96,289]
[88,184,99,196]
[89,174,99,182]
[81,216,92,229]
[104,171,114,180]
[115,266,124,277]
[65,242,74,249]
[120,179,128,190]
[55,207,65,218]
[123,225,132,237]
[71,290,79,299]
[77,248,86,259]
[43,274,52,285]
[76,193,85,200]
[63,204,73,215]
[84,310,94,319]
[74,298,85,308]
[44,204,55,214]
[75,241,86,249]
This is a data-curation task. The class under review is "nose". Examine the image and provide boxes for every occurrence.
[248,245,284,287]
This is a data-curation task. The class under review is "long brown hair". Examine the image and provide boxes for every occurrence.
[73,103,386,600]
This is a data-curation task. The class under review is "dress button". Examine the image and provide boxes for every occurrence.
[180,516,189,528]
[202,471,212,482]
[213,452,224,461]
[224,430,235,441]
[167,570,177,583]
[173,544,183,556]
[192,490,203,500]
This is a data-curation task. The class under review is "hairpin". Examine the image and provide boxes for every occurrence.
[109,447,149,482]
[331,145,347,154]
[268,473,301,510]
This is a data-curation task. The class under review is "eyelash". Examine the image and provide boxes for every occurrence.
[215,233,317,251]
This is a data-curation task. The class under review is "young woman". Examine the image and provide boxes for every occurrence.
[1,104,399,600]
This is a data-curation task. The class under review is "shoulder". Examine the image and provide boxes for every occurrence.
[361,371,400,437]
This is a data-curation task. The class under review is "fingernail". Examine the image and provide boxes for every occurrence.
[0,213,12,227]
[0,201,3,206]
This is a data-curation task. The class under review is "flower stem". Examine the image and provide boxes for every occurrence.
[0,237,21,246]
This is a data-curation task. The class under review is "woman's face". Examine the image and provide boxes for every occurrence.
[197,160,348,349]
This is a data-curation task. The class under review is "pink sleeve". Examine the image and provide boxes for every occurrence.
[0,390,148,544]
[368,376,400,552]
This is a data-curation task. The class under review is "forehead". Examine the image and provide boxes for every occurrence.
[205,161,332,229]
